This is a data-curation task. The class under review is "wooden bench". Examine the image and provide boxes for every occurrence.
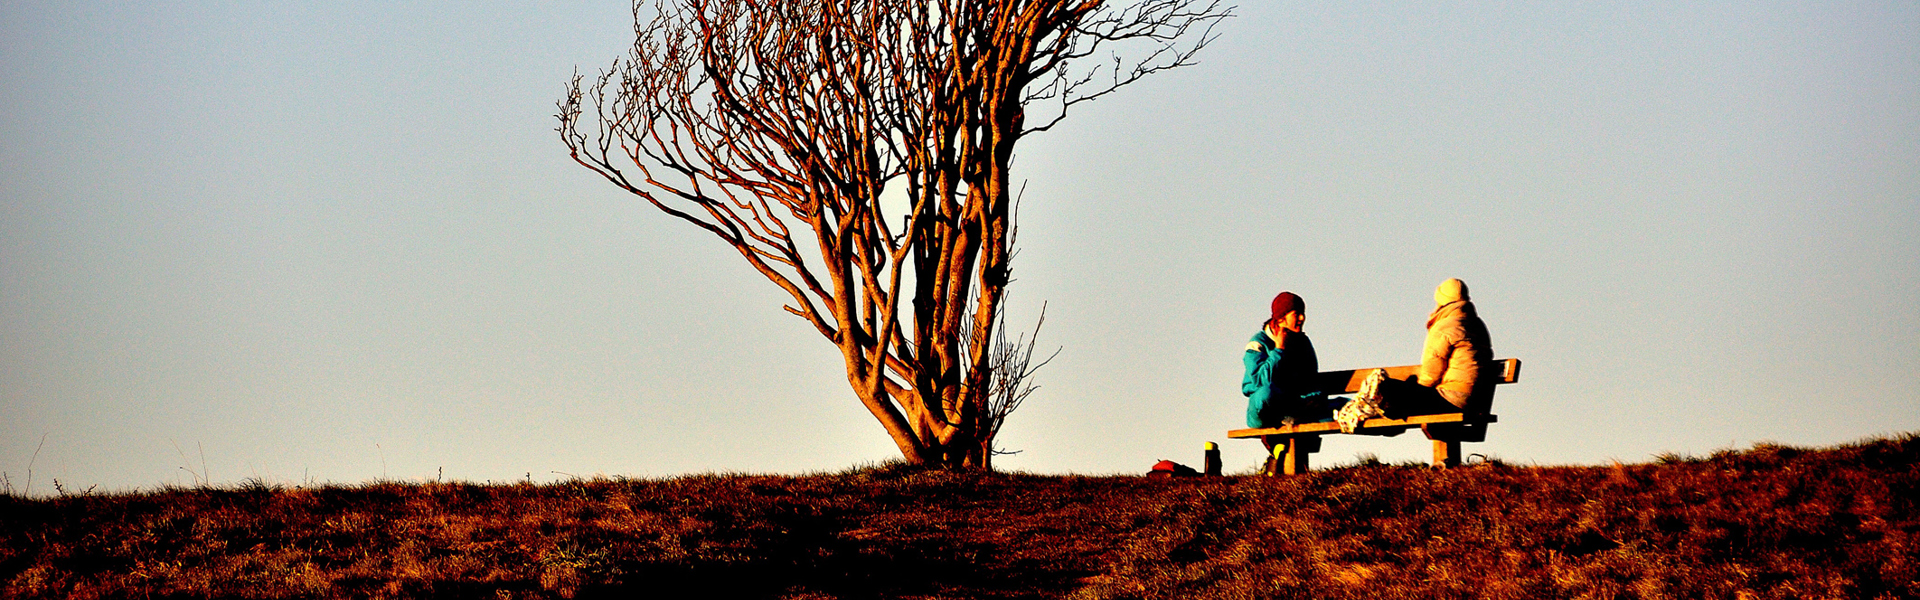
[1227,358,1522,475]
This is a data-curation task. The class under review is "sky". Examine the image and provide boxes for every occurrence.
[3,1,1916,493]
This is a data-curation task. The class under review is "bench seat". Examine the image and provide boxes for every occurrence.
[1228,412,1500,439]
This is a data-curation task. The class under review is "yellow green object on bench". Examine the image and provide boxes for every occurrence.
[1227,358,1522,475]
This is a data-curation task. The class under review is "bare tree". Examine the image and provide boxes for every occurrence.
[559,0,1227,468]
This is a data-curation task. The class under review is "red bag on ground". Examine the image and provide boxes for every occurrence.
[1148,460,1200,478]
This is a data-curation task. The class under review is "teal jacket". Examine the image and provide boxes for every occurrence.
[1242,327,1323,428]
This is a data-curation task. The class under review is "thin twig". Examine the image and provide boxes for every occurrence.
[26,432,47,495]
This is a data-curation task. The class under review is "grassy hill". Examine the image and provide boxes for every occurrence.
[3,434,1915,599]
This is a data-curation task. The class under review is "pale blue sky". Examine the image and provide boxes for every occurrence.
[3,1,1916,491]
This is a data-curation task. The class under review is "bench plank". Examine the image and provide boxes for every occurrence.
[1226,413,1498,439]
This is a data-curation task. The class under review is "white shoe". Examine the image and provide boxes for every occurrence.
[1336,369,1389,433]
[1356,367,1388,402]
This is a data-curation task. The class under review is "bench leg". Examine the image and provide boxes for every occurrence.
[1432,439,1461,468]
[1285,439,1312,475]
[1263,436,1319,476]
[1421,423,1467,468]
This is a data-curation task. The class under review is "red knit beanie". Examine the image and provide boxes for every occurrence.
[1270,291,1304,325]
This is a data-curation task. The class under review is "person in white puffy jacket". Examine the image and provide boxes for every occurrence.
[1349,278,1495,423]
[1416,278,1496,414]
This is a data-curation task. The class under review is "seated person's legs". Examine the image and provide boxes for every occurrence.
[1301,394,1343,422]
[1378,378,1463,419]
[1249,389,1338,427]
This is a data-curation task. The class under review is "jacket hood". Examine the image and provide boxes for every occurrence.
[1427,299,1476,329]
[1434,278,1469,306]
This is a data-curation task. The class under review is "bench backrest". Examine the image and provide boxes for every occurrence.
[1312,358,1521,395]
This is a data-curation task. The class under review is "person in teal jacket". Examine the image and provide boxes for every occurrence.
[1242,291,1329,428]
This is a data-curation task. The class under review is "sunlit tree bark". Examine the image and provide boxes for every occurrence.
[559,0,1226,468]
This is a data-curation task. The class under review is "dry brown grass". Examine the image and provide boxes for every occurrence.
[3,433,1915,599]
